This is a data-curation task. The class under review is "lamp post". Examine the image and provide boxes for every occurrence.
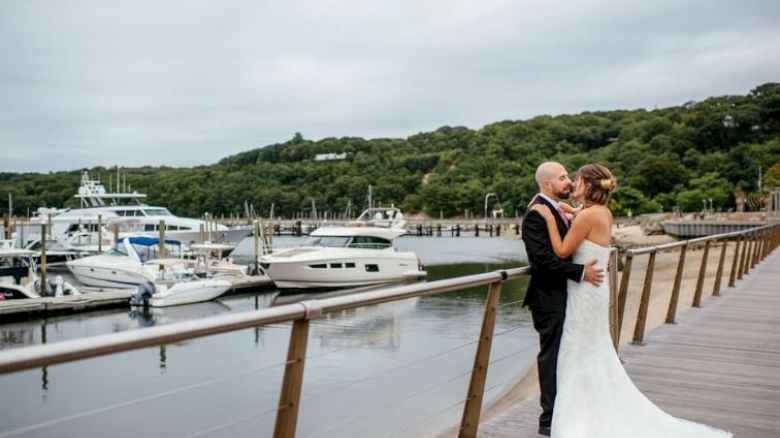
[484,193,498,224]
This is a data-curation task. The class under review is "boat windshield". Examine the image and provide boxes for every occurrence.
[303,236,350,247]
[348,236,392,249]
[106,244,129,257]
[143,208,173,216]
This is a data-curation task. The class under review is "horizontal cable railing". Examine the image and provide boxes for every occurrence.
[1,222,778,438]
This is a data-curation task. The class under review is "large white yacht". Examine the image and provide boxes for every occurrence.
[20,172,250,248]
[260,208,426,289]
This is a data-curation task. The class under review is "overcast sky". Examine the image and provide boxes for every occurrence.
[1,0,778,172]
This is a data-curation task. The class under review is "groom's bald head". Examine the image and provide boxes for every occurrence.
[535,161,572,201]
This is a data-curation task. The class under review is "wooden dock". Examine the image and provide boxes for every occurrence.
[0,290,135,321]
[476,248,780,437]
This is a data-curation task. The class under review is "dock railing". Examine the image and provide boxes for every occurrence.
[617,222,780,345]
[0,223,778,438]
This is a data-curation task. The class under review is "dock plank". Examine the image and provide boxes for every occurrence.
[476,248,780,438]
[0,290,134,319]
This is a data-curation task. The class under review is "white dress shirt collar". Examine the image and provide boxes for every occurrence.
[537,193,561,210]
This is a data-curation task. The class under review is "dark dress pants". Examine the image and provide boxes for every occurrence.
[532,306,565,428]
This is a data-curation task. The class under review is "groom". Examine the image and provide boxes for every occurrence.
[522,161,604,436]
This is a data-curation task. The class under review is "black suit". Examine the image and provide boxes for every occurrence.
[521,196,584,428]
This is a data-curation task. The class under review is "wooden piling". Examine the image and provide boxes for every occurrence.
[39,224,47,297]
[158,220,166,257]
[97,214,103,253]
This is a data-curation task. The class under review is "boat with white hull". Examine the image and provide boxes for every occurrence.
[67,235,183,288]
[1,249,80,299]
[19,171,250,248]
[260,208,426,289]
[130,273,232,308]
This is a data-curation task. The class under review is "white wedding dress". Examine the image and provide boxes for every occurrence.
[552,240,732,438]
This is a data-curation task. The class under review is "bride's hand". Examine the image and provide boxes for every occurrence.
[529,204,554,221]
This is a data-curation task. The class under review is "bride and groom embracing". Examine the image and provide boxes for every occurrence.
[521,162,731,437]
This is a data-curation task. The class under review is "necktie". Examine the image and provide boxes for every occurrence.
[557,206,569,227]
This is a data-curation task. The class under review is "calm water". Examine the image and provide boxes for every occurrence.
[0,237,535,438]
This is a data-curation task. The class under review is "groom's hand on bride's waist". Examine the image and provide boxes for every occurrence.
[583,260,604,286]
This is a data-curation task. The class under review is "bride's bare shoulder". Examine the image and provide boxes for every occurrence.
[577,205,612,223]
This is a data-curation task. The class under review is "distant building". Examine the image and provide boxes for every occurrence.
[314,153,348,161]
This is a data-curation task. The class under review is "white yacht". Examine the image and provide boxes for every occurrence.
[19,171,250,248]
[260,208,426,289]
[67,235,184,288]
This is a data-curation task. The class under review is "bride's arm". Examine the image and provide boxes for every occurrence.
[529,206,592,258]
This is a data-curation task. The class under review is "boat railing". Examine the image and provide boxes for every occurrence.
[0,223,777,437]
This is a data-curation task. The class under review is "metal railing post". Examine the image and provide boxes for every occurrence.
[632,250,656,345]
[459,279,503,438]
[665,242,687,323]
[617,252,634,336]
[712,240,728,297]
[729,236,742,287]
[692,240,710,308]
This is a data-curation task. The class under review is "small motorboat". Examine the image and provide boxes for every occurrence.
[0,248,81,299]
[129,268,232,308]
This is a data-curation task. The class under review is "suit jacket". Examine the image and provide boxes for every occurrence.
[521,196,584,312]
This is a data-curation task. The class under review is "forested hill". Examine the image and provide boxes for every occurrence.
[2,83,779,219]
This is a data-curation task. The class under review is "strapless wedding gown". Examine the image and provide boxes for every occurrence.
[552,240,731,437]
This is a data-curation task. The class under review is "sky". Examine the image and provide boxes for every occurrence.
[1,0,778,172]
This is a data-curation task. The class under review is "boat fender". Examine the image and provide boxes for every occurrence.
[130,281,156,307]
[54,276,65,297]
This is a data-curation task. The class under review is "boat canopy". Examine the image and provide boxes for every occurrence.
[117,236,181,247]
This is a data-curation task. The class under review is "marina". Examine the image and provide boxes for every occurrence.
[0,237,532,438]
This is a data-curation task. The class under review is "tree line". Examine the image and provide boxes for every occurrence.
[2,83,779,219]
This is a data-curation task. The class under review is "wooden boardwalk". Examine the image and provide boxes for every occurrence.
[477,248,780,437]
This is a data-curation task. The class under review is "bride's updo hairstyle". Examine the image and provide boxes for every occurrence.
[577,164,617,206]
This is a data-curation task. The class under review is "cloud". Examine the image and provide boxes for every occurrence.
[0,0,778,171]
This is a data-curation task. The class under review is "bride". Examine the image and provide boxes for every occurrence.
[530,164,731,438]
